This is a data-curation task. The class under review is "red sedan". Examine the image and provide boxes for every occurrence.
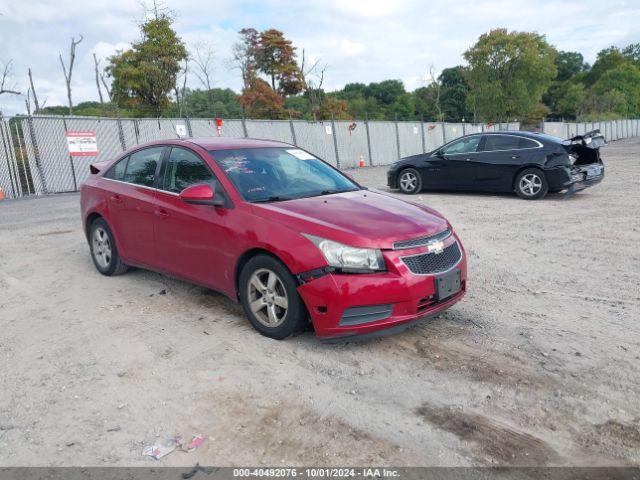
[80,138,466,339]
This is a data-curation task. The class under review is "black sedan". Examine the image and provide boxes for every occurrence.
[387,130,606,200]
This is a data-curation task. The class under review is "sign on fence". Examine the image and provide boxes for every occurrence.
[66,131,98,156]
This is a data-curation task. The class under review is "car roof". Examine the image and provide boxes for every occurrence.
[186,137,292,150]
[463,130,561,143]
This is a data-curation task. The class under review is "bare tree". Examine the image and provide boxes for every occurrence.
[100,73,111,102]
[174,58,189,117]
[93,53,104,104]
[230,28,258,90]
[0,60,20,97]
[428,65,443,121]
[59,35,83,114]
[300,49,327,121]
[191,41,216,114]
[27,68,40,112]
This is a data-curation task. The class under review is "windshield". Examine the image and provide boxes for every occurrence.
[209,147,360,202]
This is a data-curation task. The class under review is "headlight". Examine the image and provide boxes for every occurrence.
[303,234,386,272]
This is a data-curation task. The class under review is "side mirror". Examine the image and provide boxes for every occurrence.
[179,184,222,206]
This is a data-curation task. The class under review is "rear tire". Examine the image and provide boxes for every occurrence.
[89,217,128,276]
[515,168,548,200]
[398,168,422,194]
[239,255,308,339]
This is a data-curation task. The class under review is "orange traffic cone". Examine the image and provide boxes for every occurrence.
[358,155,366,168]
[0,187,5,201]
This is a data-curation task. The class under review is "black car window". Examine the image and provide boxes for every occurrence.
[104,156,128,181]
[483,135,536,152]
[123,147,164,187]
[162,147,216,193]
[518,137,540,149]
[441,136,481,155]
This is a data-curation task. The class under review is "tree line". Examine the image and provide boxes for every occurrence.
[2,5,639,126]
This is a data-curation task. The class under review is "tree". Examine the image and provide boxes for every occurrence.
[59,35,83,114]
[622,43,640,67]
[93,53,105,105]
[231,28,259,90]
[555,51,587,81]
[0,59,20,97]
[585,47,627,86]
[439,66,472,121]
[107,13,187,116]
[544,81,586,119]
[255,29,304,96]
[300,49,328,120]
[191,41,216,113]
[464,28,557,122]
[238,78,287,119]
[592,62,640,116]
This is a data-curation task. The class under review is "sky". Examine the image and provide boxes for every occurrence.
[1,0,639,116]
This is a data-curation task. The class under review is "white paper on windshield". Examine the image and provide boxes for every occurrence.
[286,149,316,160]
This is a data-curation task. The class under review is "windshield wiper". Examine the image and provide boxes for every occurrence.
[319,188,358,196]
[251,196,292,203]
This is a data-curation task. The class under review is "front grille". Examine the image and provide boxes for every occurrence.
[401,242,462,275]
[393,228,452,250]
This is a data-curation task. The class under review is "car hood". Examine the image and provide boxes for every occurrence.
[252,190,448,249]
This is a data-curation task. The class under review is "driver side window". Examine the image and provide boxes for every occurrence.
[441,136,481,155]
[162,147,216,194]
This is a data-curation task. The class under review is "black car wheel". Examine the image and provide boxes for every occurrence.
[398,168,422,194]
[515,168,548,200]
[89,217,128,276]
[239,254,308,339]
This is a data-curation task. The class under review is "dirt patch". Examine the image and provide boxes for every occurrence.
[579,419,640,463]
[415,403,560,465]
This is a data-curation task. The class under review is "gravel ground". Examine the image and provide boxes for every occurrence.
[0,138,639,467]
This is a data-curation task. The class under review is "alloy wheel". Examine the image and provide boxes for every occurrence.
[247,268,289,327]
[399,171,418,192]
[92,227,112,269]
[519,173,543,196]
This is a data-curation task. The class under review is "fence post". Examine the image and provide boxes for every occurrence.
[441,121,446,145]
[331,114,340,168]
[365,112,373,165]
[26,115,48,194]
[13,121,33,195]
[3,121,23,197]
[133,119,140,144]
[185,117,193,138]
[116,117,127,151]
[61,116,78,192]
[0,120,18,198]
[394,114,401,159]
[420,115,426,154]
[288,115,297,146]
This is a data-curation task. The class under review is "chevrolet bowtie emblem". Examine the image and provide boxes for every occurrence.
[428,240,445,255]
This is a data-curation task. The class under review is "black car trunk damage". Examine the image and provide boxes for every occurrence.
[562,130,606,196]
[564,129,607,166]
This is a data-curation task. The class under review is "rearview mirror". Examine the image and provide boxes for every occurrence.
[179,184,222,206]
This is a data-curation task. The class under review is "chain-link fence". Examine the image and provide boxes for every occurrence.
[1,114,636,200]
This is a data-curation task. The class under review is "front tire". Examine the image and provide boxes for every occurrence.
[398,168,422,194]
[239,255,308,339]
[89,217,128,276]
[515,168,548,200]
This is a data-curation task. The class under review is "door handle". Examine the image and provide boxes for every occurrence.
[464,157,473,161]
[110,194,122,204]
[511,155,520,159]
[155,208,169,218]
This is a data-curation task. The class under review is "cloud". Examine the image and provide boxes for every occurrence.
[1,0,639,115]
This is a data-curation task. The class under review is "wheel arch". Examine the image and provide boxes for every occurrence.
[85,212,103,241]
[234,248,294,300]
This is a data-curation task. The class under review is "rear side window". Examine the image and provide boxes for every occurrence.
[484,135,538,151]
[162,147,215,193]
[104,156,128,181]
[124,147,164,187]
